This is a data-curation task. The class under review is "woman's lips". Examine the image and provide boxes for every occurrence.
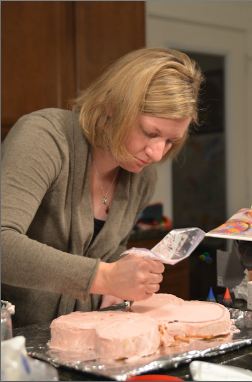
[136,157,150,165]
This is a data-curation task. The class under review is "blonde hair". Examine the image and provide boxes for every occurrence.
[73,48,204,161]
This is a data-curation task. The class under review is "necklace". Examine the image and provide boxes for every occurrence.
[92,160,119,214]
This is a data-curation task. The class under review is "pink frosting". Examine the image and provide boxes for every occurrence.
[131,294,232,346]
[49,294,232,359]
[50,310,160,360]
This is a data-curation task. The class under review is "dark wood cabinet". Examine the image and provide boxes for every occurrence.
[75,1,145,91]
[160,260,190,300]
[1,1,145,139]
[2,2,76,137]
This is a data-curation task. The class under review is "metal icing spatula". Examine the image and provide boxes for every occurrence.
[99,300,131,312]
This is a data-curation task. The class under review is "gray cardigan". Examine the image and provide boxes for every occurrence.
[1,108,157,327]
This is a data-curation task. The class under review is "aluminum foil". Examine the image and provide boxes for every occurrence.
[15,308,252,381]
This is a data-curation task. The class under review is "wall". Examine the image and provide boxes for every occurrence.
[147,0,252,220]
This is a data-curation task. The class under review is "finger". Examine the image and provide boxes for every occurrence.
[100,296,124,309]
[147,273,163,284]
[146,283,160,294]
[144,292,154,299]
[136,292,153,301]
[148,260,165,273]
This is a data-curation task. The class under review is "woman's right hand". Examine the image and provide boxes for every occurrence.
[90,254,164,301]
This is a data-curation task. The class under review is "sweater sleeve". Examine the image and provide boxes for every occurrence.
[1,114,99,300]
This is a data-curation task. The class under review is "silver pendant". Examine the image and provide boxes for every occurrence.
[102,196,108,205]
[102,195,110,214]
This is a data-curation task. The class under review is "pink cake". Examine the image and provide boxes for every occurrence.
[50,310,160,360]
[131,294,232,346]
[50,294,232,360]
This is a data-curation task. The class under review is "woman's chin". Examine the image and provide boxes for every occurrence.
[122,164,146,173]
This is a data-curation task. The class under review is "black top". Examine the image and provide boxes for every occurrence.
[89,218,105,246]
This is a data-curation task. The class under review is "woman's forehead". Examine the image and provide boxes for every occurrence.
[138,114,191,136]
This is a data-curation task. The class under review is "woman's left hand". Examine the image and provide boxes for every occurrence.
[100,294,124,309]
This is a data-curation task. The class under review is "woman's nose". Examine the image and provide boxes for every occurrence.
[145,141,166,162]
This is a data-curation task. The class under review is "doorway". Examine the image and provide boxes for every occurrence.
[147,13,247,299]
[147,13,247,219]
[172,52,226,232]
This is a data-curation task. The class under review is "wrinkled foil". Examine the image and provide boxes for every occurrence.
[14,308,252,381]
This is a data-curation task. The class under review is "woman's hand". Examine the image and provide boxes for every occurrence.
[100,295,124,309]
[90,254,164,301]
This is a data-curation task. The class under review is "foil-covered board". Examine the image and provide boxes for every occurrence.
[15,308,252,381]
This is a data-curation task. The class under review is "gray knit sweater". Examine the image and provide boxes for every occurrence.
[1,108,156,327]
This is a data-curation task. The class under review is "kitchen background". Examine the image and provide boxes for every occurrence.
[2,0,252,300]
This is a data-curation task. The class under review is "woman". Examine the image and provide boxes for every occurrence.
[1,48,203,327]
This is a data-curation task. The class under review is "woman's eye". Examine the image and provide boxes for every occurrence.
[143,130,158,138]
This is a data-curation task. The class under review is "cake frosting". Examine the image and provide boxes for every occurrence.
[131,293,232,346]
[49,293,232,360]
[50,310,160,360]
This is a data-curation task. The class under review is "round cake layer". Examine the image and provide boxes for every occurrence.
[131,294,232,344]
[50,310,160,360]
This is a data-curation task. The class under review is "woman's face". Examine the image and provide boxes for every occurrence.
[118,114,191,173]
